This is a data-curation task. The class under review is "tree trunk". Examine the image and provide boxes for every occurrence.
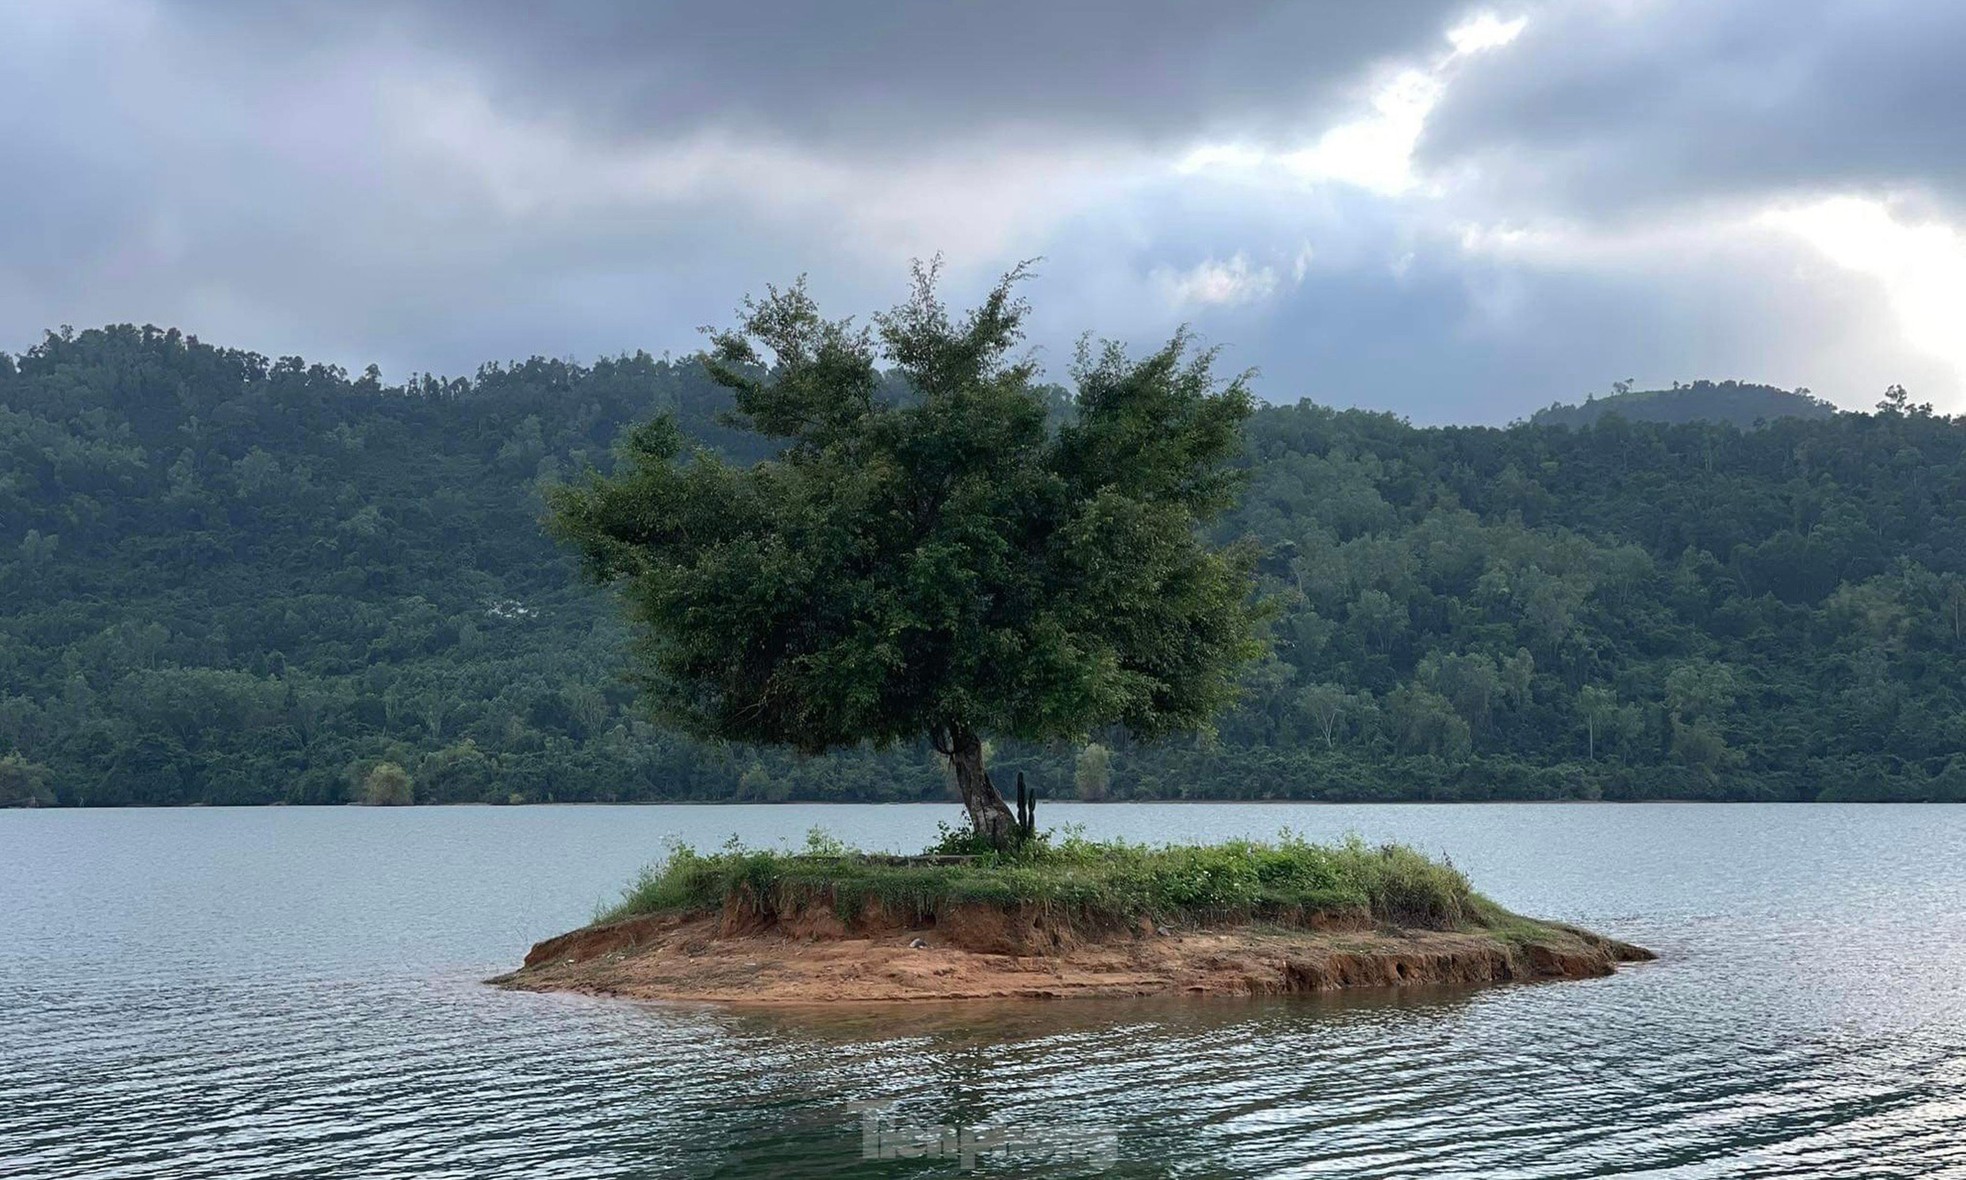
[947,728,1017,849]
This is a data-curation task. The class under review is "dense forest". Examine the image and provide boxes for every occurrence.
[3,325,1962,806]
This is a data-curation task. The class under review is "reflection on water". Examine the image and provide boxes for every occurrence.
[4,803,1965,1177]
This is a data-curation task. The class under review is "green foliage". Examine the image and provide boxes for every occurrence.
[923,820,1004,858]
[0,752,53,807]
[1074,742,1112,800]
[360,761,413,806]
[597,831,1478,931]
[0,324,955,807]
[802,826,850,856]
[546,265,1264,760]
[5,320,1966,805]
[1209,393,1966,803]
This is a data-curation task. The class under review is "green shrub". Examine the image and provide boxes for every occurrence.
[594,828,1484,932]
[0,753,55,808]
[360,761,414,806]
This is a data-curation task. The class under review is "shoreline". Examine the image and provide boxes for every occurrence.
[492,902,1655,1005]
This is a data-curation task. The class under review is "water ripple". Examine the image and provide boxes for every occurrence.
[6,803,1966,1177]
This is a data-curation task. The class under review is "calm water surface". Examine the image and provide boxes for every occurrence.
[4,803,1965,1178]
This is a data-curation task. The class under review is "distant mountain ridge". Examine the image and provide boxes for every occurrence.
[1530,380,1839,429]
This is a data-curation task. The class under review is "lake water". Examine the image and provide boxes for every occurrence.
[4,803,1964,1178]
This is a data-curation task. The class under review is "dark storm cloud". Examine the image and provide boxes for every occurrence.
[1421,0,1966,216]
[3,0,1963,419]
[184,0,1472,149]
[2,0,1481,379]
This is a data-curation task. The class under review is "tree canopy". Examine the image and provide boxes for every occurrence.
[6,321,1966,808]
[547,266,1264,840]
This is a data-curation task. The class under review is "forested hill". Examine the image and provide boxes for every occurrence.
[1529,380,1839,429]
[5,324,1964,807]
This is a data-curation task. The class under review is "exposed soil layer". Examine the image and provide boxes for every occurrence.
[491,897,1654,1004]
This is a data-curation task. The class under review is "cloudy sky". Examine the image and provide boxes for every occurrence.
[4,0,1964,422]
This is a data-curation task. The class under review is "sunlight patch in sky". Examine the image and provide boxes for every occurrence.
[1447,12,1529,55]
[1763,197,1966,406]
[1175,10,1526,198]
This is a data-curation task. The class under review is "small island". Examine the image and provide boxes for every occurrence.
[498,269,1652,1006]
[494,832,1652,1003]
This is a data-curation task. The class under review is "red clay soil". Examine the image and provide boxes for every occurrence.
[491,897,1654,1004]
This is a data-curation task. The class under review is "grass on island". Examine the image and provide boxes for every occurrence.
[596,826,1531,937]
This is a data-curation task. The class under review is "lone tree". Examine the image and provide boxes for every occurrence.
[549,263,1263,847]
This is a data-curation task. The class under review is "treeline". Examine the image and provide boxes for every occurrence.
[2,325,1961,805]
[1210,378,1965,802]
